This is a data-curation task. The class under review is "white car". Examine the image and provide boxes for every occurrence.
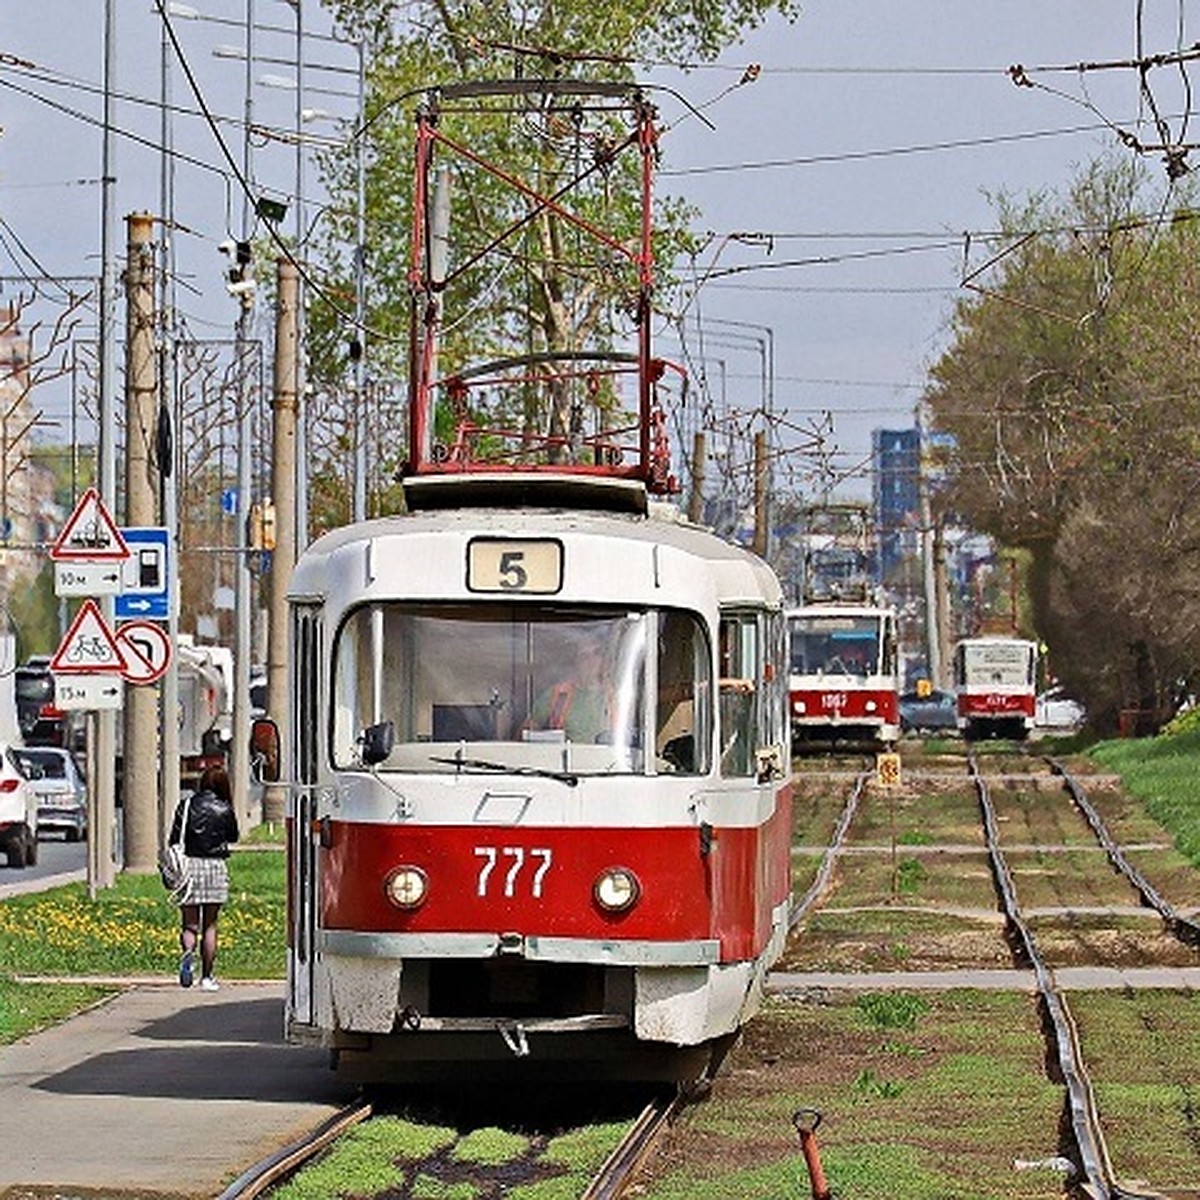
[1036,687,1085,731]
[15,746,88,842]
[0,743,40,867]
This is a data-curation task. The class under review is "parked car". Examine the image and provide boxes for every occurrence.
[15,746,87,842]
[14,659,60,744]
[1036,686,1085,731]
[899,688,958,734]
[0,742,39,866]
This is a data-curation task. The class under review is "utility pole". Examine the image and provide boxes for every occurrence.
[159,13,181,845]
[919,440,942,688]
[92,0,119,894]
[752,429,768,558]
[265,259,298,825]
[123,211,159,873]
[687,430,706,524]
[230,0,256,830]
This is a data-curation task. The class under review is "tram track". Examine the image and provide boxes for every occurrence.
[163,748,1200,1197]
[218,1087,682,1199]
[969,748,1199,1198]
[765,743,1200,1197]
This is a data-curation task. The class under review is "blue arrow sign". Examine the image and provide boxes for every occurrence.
[116,526,172,621]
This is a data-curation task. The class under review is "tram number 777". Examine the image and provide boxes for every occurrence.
[475,846,554,898]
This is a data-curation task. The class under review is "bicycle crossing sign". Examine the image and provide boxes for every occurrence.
[50,488,129,562]
[50,598,128,675]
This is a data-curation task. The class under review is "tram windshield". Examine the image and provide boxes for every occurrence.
[789,614,881,678]
[332,604,712,776]
[956,640,1035,687]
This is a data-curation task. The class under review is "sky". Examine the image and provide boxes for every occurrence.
[1,1,1193,504]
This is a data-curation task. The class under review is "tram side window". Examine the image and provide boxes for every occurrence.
[655,610,711,774]
[719,613,759,777]
[761,610,786,752]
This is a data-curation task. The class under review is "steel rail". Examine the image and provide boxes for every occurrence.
[968,753,1161,1200]
[216,1098,373,1200]
[789,770,870,929]
[581,1090,681,1199]
[1048,757,1200,947]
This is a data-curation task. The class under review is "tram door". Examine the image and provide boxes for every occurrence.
[288,606,323,1025]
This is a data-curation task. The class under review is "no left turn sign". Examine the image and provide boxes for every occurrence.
[116,621,172,685]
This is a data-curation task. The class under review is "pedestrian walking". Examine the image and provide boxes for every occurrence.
[169,765,239,991]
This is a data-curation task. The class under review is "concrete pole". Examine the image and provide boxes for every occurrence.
[264,259,298,825]
[934,519,952,691]
[93,0,119,893]
[159,19,181,845]
[752,430,768,558]
[920,457,942,688]
[687,430,706,525]
[122,212,159,874]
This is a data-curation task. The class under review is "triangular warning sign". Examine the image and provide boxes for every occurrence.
[50,599,128,674]
[50,488,129,561]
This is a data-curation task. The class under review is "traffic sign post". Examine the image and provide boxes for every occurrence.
[116,620,172,685]
[50,488,129,562]
[115,526,171,620]
[50,599,127,676]
[54,560,124,598]
[52,674,124,711]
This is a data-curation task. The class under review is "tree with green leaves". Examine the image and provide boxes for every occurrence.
[926,156,1200,731]
[301,0,797,532]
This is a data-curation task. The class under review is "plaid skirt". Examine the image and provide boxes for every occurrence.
[177,856,230,906]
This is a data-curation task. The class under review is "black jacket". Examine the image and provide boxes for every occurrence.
[171,789,239,859]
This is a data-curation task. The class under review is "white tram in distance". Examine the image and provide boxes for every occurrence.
[786,602,900,748]
[283,479,793,1083]
[953,636,1039,740]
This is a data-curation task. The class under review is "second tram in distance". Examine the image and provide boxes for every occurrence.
[786,602,900,748]
[953,635,1039,740]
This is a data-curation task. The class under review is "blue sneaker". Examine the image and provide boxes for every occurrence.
[179,951,194,988]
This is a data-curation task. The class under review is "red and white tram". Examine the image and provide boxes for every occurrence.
[953,636,1038,740]
[786,602,900,748]
[279,78,793,1083]
[282,480,793,1082]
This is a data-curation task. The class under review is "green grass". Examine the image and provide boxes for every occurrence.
[0,975,116,1041]
[272,1115,627,1200]
[0,848,286,1042]
[641,993,1063,1199]
[1090,726,1200,864]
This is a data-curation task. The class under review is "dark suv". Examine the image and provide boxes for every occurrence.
[15,659,67,747]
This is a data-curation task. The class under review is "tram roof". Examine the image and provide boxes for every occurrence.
[785,601,895,618]
[292,487,781,607]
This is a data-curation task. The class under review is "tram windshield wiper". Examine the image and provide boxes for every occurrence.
[429,754,579,787]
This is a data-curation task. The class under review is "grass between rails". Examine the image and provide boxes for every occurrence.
[0,847,286,1043]
[271,1115,629,1200]
[639,991,1067,1199]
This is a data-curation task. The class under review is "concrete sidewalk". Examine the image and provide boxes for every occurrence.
[0,981,357,1199]
[768,966,1200,992]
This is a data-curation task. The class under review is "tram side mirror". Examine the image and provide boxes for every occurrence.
[360,720,395,767]
[250,718,281,783]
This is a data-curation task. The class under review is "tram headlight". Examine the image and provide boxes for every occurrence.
[384,865,429,910]
[594,866,640,912]
[792,699,806,715]
[864,699,877,713]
